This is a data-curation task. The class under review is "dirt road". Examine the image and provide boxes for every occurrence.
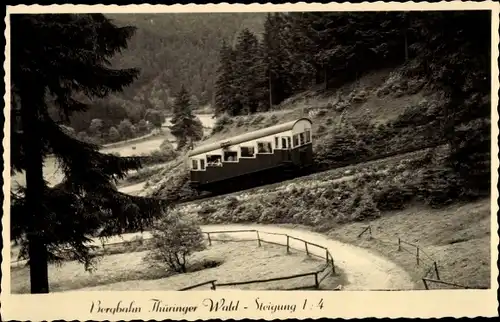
[94,224,415,291]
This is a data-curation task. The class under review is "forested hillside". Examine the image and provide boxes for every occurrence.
[214,11,491,195]
[107,13,265,107]
[150,10,491,209]
[46,13,265,145]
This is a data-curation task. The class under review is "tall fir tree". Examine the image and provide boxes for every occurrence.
[214,39,239,116]
[233,28,266,114]
[406,11,491,197]
[10,14,165,294]
[261,13,294,107]
[169,85,203,150]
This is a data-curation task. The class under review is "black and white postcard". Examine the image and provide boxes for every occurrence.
[2,2,499,320]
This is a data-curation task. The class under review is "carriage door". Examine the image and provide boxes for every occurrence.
[282,137,291,161]
[299,133,307,165]
[299,148,307,165]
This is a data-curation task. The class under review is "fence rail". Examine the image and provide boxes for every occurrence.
[179,229,338,291]
[358,225,473,290]
[421,278,484,290]
[178,280,217,291]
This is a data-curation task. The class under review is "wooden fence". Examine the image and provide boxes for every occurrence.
[358,225,474,290]
[178,229,338,291]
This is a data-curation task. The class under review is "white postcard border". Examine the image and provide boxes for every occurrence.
[2,1,499,320]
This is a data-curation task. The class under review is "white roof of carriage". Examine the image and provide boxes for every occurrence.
[187,117,312,157]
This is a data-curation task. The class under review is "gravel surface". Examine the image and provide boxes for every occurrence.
[94,224,415,291]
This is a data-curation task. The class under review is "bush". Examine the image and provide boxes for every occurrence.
[211,114,233,134]
[417,167,462,208]
[146,211,206,273]
[373,184,416,211]
[159,140,177,158]
[350,192,380,221]
[251,115,265,125]
[108,126,121,142]
[198,205,218,216]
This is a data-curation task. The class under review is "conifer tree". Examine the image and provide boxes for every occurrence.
[262,13,295,105]
[407,11,491,196]
[233,28,266,114]
[10,14,165,294]
[214,39,238,116]
[169,85,203,150]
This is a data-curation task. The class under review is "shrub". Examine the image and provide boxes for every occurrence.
[236,118,246,127]
[417,167,462,208]
[373,184,416,211]
[198,205,218,216]
[137,119,149,134]
[211,114,233,134]
[107,126,121,142]
[225,197,240,210]
[146,211,206,273]
[159,140,177,158]
[350,192,380,221]
[251,115,265,125]
[118,119,135,139]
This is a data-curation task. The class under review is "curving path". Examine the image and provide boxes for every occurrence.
[93,224,415,291]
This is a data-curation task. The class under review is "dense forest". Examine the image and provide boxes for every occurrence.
[107,13,265,106]
[145,10,490,206]
[215,12,490,115]
[45,13,265,144]
[214,11,491,198]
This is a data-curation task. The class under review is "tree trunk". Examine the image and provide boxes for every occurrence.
[404,30,409,61]
[324,68,328,91]
[268,71,273,110]
[404,12,411,62]
[20,86,49,294]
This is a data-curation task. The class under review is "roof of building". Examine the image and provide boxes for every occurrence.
[187,117,312,157]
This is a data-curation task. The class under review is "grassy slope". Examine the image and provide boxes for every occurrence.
[173,146,491,289]
[138,66,490,289]
[329,198,491,289]
[11,240,342,293]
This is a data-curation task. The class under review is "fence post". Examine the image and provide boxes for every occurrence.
[256,231,261,247]
[368,226,372,240]
[434,262,440,280]
[422,279,429,290]
[211,281,216,290]
[416,247,420,266]
[314,273,319,289]
[207,232,212,246]
[357,226,368,238]
[398,238,401,251]
[305,242,309,255]
[325,249,329,264]
[331,259,336,275]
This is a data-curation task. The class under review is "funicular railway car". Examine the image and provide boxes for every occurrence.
[187,118,313,193]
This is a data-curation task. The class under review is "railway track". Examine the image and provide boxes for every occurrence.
[171,142,446,207]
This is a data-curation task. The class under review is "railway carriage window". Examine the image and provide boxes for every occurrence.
[281,137,288,149]
[288,137,291,149]
[200,159,205,170]
[299,133,305,145]
[192,159,198,170]
[224,151,238,162]
[275,137,279,149]
[305,130,311,143]
[241,146,255,157]
[257,141,272,153]
[207,155,222,166]
[293,134,299,147]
